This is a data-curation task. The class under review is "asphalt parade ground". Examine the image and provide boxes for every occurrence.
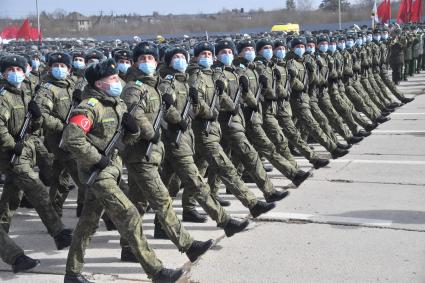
[1,72,424,283]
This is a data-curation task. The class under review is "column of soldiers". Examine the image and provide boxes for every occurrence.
[0,23,418,283]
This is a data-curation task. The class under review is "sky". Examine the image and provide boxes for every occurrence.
[0,0,324,18]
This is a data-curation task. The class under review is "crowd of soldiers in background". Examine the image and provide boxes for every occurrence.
[0,22,420,283]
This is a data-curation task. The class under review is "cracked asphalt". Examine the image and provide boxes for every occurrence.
[1,73,424,283]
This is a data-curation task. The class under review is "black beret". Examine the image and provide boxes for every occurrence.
[256,38,274,52]
[85,49,106,62]
[164,47,188,66]
[48,52,72,68]
[305,36,317,44]
[71,50,86,60]
[373,28,381,34]
[113,49,132,62]
[236,39,256,53]
[337,35,346,41]
[85,58,118,87]
[317,35,329,44]
[132,42,158,62]
[346,33,357,40]
[328,36,338,43]
[290,37,307,49]
[193,41,214,57]
[273,39,287,49]
[215,39,236,55]
[0,54,28,73]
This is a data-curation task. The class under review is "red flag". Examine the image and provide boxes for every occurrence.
[378,0,392,23]
[411,0,423,22]
[397,0,410,23]
[16,19,32,41]
[0,26,18,39]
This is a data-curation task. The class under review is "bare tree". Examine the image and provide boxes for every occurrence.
[297,0,313,10]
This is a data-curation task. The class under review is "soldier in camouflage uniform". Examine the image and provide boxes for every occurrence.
[62,58,183,283]
[389,29,405,85]
[403,28,414,79]
[158,46,251,235]
[272,39,330,169]
[287,37,349,159]
[118,43,214,263]
[0,55,72,250]
[188,42,277,218]
[70,50,87,91]
[113,48,132,83]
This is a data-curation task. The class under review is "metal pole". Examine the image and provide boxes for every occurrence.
[36,0,41,47]
[338,0,342,30]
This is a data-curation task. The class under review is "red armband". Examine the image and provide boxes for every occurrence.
[69,115,92,134]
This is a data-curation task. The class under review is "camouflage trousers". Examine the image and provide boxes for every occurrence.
[0,225,24,265]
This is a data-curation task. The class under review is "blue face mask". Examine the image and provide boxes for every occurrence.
[243,50,256,62]
[31,60,40,70]
[261,49,273,60]
[219,53,234,66]
[138,62,156,76]
[117,63,130,74]
[306,47,315,54]
[373,35,381,42]
[294,47,305,57]
[274,49,286,59]
[366,35,373,43]
[356,38,363,46]
[337,43,345,50]
[198,56,213,69]
[171,58,188,72]
[73,61,85,70]
[382,34,389,40]
[328,45,337,53]
[346,40,354,49]
[319,44,329,53]
[105,82,122,97]
[7,71,25,86]
[52,67,69,80]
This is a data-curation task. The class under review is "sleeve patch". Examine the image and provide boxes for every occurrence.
[87,98,99,107]
[69,114,92,134]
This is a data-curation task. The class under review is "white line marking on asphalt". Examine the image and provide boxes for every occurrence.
[391,113,425,115]
[373,130,425,134]
[256,212,393,228]
[331,159,425,165]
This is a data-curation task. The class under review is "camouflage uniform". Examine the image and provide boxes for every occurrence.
[63,85,163,279]
[0,225,24,265]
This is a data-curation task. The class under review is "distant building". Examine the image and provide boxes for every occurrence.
[67,12,92,32]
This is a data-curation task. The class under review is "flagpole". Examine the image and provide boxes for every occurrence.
[338,0,342,29]
[36,0,41,47]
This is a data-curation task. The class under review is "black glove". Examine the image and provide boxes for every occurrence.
[215,80,225,96]
[239,76,249,92]
[305,61,314,72]
[288,68,297,78]
[13,141,24,156]
[95,155,110,171]
[122,112,139,134]
[179,119,188,132]
[73,89,83,103]
[28,100,42,119]
[162,93,174,110]
[259,75,268,88]
[274,69,282,82]
[150,129,160,144]
[188,87,199,104]
[231,104,240,116]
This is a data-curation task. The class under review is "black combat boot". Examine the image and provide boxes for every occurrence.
[292,170,311,187]
[64,273,94,283]
[337,142,352,150]
[54,228,73,250]
[223,218,249,237]
[265,190,289,203]
[182,209,207,223]
[214,195,231,207]
[347,136,363,144]
[186,239,214,262]
[263,163,273,172]
[120,246,137,263]
[365,122,378,132]
[401,96,414,103]
[12,254,40,273]
[311,158,330,169]
[331,148,349,159]
[249,201,276,218]
[356,129,371,137]
[377,115,391,123]
[152,268,184,283]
